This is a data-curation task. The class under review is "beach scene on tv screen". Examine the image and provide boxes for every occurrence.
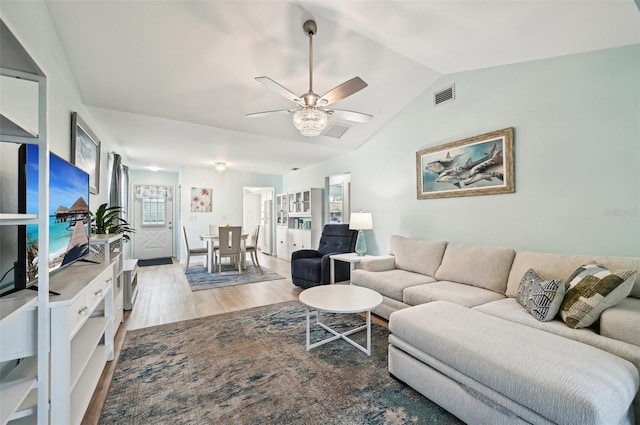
[25,145,90,280]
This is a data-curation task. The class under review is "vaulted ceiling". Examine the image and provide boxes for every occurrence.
[44,0,640,175]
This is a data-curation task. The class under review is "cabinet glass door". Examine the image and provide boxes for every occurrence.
[329,184,343,224]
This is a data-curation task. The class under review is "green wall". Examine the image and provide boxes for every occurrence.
[285,45,640,257]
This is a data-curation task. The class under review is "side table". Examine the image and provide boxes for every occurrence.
[123,259,139,310]
[329,252,374,284]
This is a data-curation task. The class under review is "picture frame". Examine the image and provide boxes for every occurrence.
[71,111,101,194]
[416,127,514,199]
[191,187,212,212]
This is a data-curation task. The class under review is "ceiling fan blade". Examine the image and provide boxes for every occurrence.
[246,109,295,118]
[255,77,301,105]
[327,109,373,123]
[320,77,368,106]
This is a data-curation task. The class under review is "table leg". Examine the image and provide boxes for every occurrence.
[207,241,214,273]
[366,309,371,356]
[306,308,311,351]
[330,258,336,284]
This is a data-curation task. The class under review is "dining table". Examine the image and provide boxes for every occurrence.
[199,232,249,273]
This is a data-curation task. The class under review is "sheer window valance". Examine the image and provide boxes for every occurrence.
[134,185,173,200]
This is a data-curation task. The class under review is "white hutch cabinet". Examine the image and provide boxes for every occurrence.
[275,188,323,260]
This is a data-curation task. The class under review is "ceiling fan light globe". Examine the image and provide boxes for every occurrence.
[294,107,328,137]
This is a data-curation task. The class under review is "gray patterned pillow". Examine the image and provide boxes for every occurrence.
[517,269,565,322]
[560,262,637,329]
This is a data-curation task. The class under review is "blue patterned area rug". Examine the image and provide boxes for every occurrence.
[185,264,286,291]
[99,301,463,425]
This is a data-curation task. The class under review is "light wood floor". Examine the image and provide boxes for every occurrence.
[81,252,387,424]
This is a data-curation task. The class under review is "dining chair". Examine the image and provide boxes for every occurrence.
[245,225,261,267]
[208,224,220,268]
[182,226,208,271]
[217,226,242,273]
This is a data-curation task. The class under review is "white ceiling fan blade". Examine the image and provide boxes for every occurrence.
[320,77,368,106]
[327,109,373,123]
[246,109,295,118]
[255,77,302,105]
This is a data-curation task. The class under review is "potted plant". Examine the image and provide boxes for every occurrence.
[90,203,135,241]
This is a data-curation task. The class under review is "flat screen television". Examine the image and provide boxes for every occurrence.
[0,144,91,297]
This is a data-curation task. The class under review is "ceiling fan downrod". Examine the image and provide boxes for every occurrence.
[303,20,318,106]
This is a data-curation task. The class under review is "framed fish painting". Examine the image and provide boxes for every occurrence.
[416,128,514,199]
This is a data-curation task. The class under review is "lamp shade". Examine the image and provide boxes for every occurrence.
[349,212,373,230]
[214,162,226,172]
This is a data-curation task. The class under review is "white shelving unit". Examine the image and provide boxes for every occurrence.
[0,18,49,425]
[122,258,138,311]
[49,261,115,425]
[275,188,324,260]
[89,234,124,326]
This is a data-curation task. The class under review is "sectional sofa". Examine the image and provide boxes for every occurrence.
[350,235,640,425]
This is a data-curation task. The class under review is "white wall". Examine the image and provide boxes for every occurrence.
[1,1,121,209]
[284,45,640,257]
[179,167,281,263]
[0,2,123,285]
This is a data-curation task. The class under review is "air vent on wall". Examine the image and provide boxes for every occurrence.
[323,123,350,139]
[434,84,455,105]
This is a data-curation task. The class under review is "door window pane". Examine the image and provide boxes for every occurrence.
[142,199,165,225]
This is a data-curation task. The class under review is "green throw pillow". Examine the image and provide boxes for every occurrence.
[516,269,565,322]
[560,262,637,329]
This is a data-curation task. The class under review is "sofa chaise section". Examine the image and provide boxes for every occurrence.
[389,301,640,425]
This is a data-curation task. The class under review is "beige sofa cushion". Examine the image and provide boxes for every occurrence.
[434,244,515,294]
[403,281,505,307]
[600,297,640,347]
[506,251,640,299]
[389,235,447,277]
[350,269,435,301]
[473,298,640,369]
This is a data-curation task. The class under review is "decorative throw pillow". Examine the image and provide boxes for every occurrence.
[516,269,565,322]
[560,262,637,329]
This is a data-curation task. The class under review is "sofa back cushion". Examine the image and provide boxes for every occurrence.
[506,251,640,299]
[388,235,447,277]
[434,244,515,294]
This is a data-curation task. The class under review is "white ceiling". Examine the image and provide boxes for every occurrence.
[44,0,640,175]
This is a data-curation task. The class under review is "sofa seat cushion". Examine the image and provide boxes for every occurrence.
[403,281,505,307]
[389,235,447,277]
[506,251,640,299]
[473,298,640,369]
[434,244,515,294]
[389,301,639,425]
[350,269,435,301]
[600,297,640,347]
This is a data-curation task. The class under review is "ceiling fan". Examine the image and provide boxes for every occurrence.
[247,20,373,137]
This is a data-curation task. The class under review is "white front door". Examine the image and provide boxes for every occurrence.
[133,195,174,260]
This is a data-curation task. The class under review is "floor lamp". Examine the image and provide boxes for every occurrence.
[349,212,373,256]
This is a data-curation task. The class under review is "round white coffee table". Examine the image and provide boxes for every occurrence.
[299,285,383,356]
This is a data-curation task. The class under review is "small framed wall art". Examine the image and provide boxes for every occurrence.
[71,112,101,194]
[191,187,212,212]
[416,127,514,199]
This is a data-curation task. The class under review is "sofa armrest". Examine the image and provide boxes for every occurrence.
[360,255,396,272]
[600,297,640,347]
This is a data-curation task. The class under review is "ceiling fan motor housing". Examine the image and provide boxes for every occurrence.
[303,20,317,36]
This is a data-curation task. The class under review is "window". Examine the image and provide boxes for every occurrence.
[142,199,165,225]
